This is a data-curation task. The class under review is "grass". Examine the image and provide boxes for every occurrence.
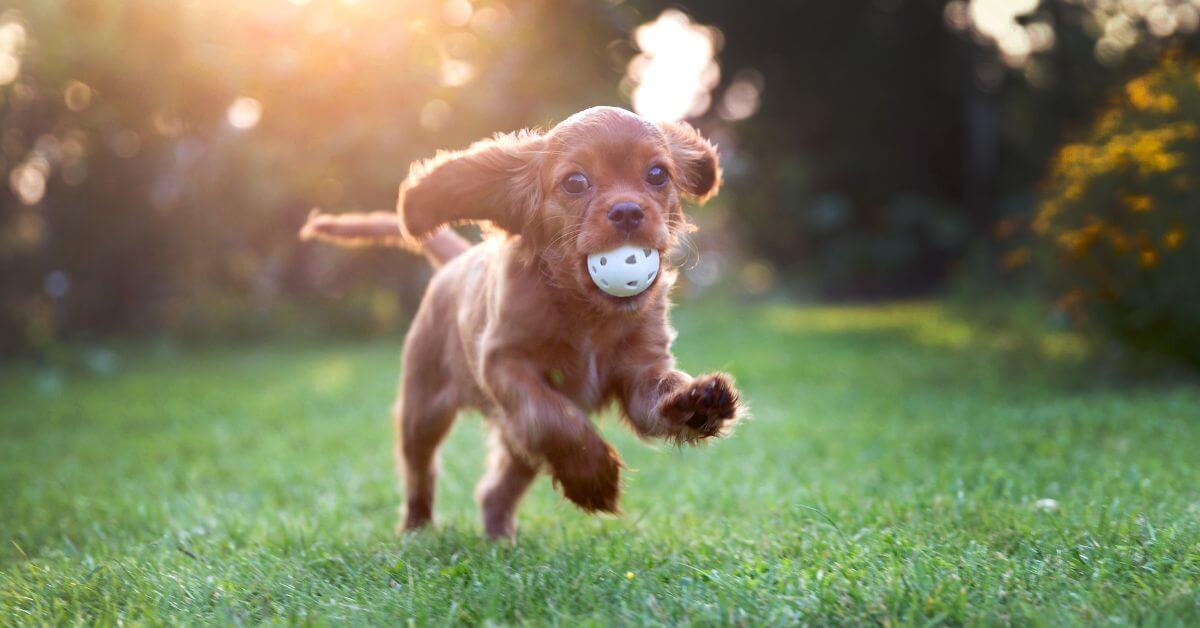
[2,300,1199,624]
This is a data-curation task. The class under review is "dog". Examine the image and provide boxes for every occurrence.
[301,106,742,540]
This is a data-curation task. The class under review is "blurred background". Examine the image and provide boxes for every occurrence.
[2,0,1199,367]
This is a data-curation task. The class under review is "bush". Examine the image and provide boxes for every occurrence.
[1035,54,1200,365]
[0,1,623,353]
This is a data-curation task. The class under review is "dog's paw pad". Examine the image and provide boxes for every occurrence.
[661,374,740,441]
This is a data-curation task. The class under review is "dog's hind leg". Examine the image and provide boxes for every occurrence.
[476,425,538,540]
[394,377,457,532]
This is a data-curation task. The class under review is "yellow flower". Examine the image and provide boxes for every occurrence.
[1124,74,1178,113]
[1063,181,1085,201]
[1123,194,1154,213]
[1034,201,1060,234]
[1150,153,1181,173]
[1095,123,1199,177]
[1057,232,1087,257]
[1096,109,1122,135]
[1055,223,1103,258]
[625,571,635,581]
[1127,78,1155,110]
[1164,228,1185,249]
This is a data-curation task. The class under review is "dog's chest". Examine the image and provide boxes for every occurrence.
[544,336,613,410]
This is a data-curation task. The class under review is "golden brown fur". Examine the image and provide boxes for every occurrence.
[302,107,741,540]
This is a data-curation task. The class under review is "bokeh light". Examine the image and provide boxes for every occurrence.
[9,157,46,205]
[0,20,25,85]
[108,130,141,158]
[959,0,1041,67]
[442,0,473,27]
[226,97,263,130]
[718,69,763,122]
[949,0,1200,68]
[626,10,720,122]
[439,59,475,87]
[420,99,453,131]
[63,80,92,111]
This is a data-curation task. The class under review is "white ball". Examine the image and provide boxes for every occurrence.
[587,244,661,297]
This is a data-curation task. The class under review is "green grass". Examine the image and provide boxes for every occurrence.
[2,301,1199,624]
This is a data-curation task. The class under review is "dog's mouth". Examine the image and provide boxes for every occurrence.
[580,246,664,302]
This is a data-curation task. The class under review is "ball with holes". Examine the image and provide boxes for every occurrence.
[586,244,661,297]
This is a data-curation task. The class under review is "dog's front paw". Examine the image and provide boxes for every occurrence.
[548,433,623,514]
[659,373,741,443]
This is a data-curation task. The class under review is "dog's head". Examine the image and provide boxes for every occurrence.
[398,106,721,311]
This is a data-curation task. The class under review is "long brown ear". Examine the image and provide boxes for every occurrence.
[398,130,544,240]
[660,121,721,203]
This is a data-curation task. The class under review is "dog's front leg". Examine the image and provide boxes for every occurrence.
[483,352,622,513]
[619,359,742,444]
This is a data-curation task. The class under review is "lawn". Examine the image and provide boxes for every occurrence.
[2,301,1199,624]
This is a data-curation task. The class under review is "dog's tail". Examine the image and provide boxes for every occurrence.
[299,210,469,268]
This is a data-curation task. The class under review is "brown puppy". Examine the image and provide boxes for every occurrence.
[302,106,741,540]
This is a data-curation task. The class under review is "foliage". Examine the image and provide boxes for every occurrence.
[678,0,1199,297]
[681,0,975,296]
[3,302,1200,623]
[1035,55,1200,365]
[4,0,1199,351]
[0,0,625,352]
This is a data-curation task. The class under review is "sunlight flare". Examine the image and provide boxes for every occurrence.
[626,10,720,122]
[227,97,263,130]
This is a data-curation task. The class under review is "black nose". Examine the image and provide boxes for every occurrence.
[607,202,645,232]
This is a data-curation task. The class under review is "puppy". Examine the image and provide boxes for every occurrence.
[302,106,741,539]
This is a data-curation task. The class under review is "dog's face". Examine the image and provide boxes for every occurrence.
[542,109,681,256]
[399,107,721,312]
[535,108,721,309]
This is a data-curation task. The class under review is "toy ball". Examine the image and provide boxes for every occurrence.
[587,244,661,297]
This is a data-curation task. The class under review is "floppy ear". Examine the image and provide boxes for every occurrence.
[398,130,544,240]
[660,121,721,203]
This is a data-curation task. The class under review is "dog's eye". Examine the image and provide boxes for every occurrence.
[561,173,590,195]
[646,165,669,187]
